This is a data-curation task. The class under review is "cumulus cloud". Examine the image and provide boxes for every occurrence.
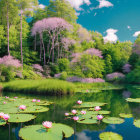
[66,0,91,10]
[98,0,114,8]
[76,132,91,140]
[133,31,140,37]
[38,4,46,9]
[103,28,118,43]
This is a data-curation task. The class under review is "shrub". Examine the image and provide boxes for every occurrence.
[60,72,67,80]
[58,58,70,72]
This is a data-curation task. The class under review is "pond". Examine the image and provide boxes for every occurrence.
[0,87,140,140]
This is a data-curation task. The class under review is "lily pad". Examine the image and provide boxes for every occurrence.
[99,132,123,140]
[19,123,74,140]
[103,117,124,124]
[126,98,140,103]
[119,113,133,118]
[0,119,6,126]
[8,114,36,123]
[77,119,97,124]
[134,120,140,128]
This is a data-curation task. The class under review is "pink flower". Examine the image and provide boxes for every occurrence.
[65,113,69,116]
[73,116,79,121]
[42,121,52,129]
[0,112,4,118]
[32,99,36,102]
[37,100,40,102]
[5,96,9,99]
[77,100,82,105]
[86,90,89,93]
[14,97,18,99]
[97,115,103,120]
[95,106,101,111]
[19,105,26,110]
[71,110,77,115]
[3,102,6,104]
[3,114,10,121]
[81,111,86,115]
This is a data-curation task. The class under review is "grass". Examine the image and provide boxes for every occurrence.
[3,79,76,96]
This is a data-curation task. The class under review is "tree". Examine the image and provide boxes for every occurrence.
[16,0,38,64]
[105,54,113,74]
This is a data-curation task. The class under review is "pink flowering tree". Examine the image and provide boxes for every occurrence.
[106,72,125,81]
[123,63,132,73]
[31,17,72,64]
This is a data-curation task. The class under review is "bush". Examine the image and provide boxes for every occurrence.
[60,72,67,80]
[58,58,70,72]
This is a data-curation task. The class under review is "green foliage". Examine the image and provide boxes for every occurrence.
[58,58,70,72]
[105,54,113,74]
[102,117,124,124]
[60,71,67,80]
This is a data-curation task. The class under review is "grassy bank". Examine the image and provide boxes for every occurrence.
[3,79,75,96]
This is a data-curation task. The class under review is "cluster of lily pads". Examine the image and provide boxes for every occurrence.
[0,96,74,140]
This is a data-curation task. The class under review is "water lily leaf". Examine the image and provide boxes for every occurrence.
[119,113,133,118]
[19,124,74,140]
[0,119,6,126]
[73,102,107,108]
[77,119,97,124]
[99,132,123,140]
[8,114,36,123]
[103,117,124,124]
[36,101,53,106]
[134,120,140,128]
[126,98,140,103]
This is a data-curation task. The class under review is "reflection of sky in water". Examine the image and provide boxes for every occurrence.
[1,87,140,140]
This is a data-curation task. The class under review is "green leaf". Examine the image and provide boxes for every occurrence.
[99,132,123,140]
[0,119,6,126]
[19,124,74,140]
[126,98,140,103]
[8,114,36,123]
[103,117,124,124]
[77,119,97,124]
[134,120,140,128]
[119,113,133,118]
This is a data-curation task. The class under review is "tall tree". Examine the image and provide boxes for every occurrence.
[16,0,38,64]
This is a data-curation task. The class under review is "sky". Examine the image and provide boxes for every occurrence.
[38,0,140,42]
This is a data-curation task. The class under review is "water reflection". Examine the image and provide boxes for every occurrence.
[0,87,140,140]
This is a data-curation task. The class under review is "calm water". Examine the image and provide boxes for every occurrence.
[0,87,140,140]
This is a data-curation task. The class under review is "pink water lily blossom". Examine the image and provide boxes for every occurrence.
[3,114,10,121]
[81,111,86,115]
[42,121,52,129]
[71,110,77,114]
[95,106,101,111]
[19,105,26,110]
[37,100,40,102]
[3,102,6,104]
[65,113,69,116]
[77,100,82,105]
[0,112,4,118]
[73,116,79,121]
[97,115,103,120]
[32,99,36,102]
[5,96,9,99]
[14,97,18,99]
[86,90,89,93]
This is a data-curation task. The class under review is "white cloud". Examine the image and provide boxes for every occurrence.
[76,132,91,140]
[103,28,118,43]
[66,0,91,11]
[127,25,131,29]
[133,31,140,37]
[38,4,46,9]
[98,0,114,8]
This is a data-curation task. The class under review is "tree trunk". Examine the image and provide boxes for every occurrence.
[20,9,23,64]
[7,5,10,55]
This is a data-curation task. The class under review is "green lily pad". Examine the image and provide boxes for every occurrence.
[99,132,123,140]
[103,117,124,124]
[119,113,133,118]
[19,123,74,140]
[134,120,140,128]
[8,114,36,123]
[0,119,6,126]
[126,98,140,103]
[73,102,107,108]
[77,119,97,124]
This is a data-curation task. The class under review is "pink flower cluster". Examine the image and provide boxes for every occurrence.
[122,63,131,73]
[32,64,44,72]
[67,77,105,83]
[32,99,40,103]
[61,38,76,50]
[106,72,125,81]
[0,55,22,68]
[0,112,10,121]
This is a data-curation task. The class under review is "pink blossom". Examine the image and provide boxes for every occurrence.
[32,64,44,72]
[3,114,10,121]
[81,111,86,115]
[42,121,52,129]
[0,112,4,118]
[32,99,36,102]
[106,72,125,81]
[19,105,26,110]
[5,96,9,99]
[123,63,131,73]
[37,100,40,102]
[77,100,82,105]
[95,106,101,111]
[73,116,79,121]
[3,102,6,104]
[71,110,77,115]
[14,97,18,99]
[65,113,69,116]
[86,90,89,92]
[97,115,103,120]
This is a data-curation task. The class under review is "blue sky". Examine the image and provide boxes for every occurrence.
[39,0,140,42]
